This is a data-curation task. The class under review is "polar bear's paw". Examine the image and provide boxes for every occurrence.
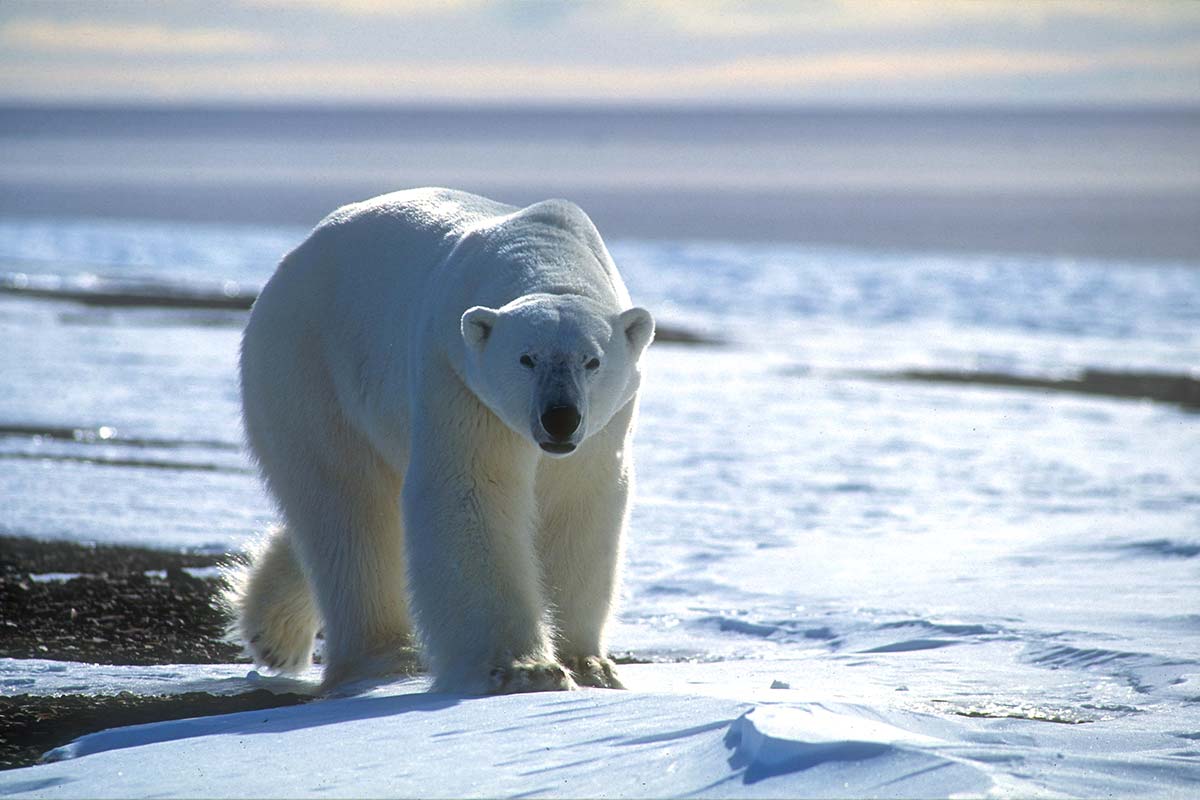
[488,660,576,694]
[562,655,625,689]
[247,625,314,675]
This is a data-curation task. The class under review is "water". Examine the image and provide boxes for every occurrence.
[4,105,1200,259]
[2,217,1196,633]
[1,106,1199,791]
[5,105,1196,192]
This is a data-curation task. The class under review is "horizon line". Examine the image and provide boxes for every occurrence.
[2,98,1199,115]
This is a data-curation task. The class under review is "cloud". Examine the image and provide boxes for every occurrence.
[704,45,1200,89]
[627,0,1200,38]
[1,18,274,55]
[241,0,486,15]
[2,44,1196,103]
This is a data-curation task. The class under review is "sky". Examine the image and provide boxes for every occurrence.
[1,0,1198,106]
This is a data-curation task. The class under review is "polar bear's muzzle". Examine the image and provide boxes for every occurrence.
[538,404,582,455]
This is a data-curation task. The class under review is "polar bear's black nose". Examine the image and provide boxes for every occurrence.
[541,405,581,441]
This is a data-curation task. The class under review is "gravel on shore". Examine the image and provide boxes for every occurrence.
[1,535,241,665]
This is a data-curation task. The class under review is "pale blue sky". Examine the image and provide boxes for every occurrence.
[2,1,1198,105]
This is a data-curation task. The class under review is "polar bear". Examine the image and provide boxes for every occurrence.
[227,188,654,695]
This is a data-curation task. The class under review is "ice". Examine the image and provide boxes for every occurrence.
[0,658,320,698]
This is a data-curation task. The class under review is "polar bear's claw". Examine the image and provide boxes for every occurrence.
[488,661,576,694]
[563,655,625,689]
[246,628,313,674]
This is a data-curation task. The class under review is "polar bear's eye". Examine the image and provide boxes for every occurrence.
[519,354,535,369]
[585,357,601,371]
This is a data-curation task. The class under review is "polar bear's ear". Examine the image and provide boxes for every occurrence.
[461,306,500,351]
[619,307,655,353]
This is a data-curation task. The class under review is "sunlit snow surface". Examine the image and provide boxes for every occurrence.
[1,218,1199,797]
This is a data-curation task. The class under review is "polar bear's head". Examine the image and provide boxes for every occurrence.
[460,293,654,457]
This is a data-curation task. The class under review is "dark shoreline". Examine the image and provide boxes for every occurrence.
[865,367,1200,412]
[0,691,310,772]
[0,535,239,666]
[0,271,723,345]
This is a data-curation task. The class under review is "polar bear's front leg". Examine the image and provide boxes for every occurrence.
[403,387,572,695]
[535,401,635,689]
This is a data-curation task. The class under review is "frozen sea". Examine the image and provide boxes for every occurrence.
[1,212,1199,796]
[1,106,1199,797]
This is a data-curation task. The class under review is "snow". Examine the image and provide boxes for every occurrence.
[2,218,1199,797]
[4,660,1199,798]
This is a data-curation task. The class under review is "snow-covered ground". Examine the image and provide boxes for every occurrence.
[4,658,1197,798]
[2,219,1199,797]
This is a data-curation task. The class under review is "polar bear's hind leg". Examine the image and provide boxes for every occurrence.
[224,527,320,674]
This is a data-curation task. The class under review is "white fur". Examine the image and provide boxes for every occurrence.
[229,188,653,694]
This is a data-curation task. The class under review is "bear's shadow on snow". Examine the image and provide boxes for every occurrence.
[0,777,73,795]
[63,692,461,761]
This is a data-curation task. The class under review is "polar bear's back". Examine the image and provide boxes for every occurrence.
[309,187,518,292]
[243,189,508,463]
[319,187,517,244]
[289,187,620,319]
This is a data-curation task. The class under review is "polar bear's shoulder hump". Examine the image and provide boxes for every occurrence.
[510,198,591,227]
[319,188,517,235]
